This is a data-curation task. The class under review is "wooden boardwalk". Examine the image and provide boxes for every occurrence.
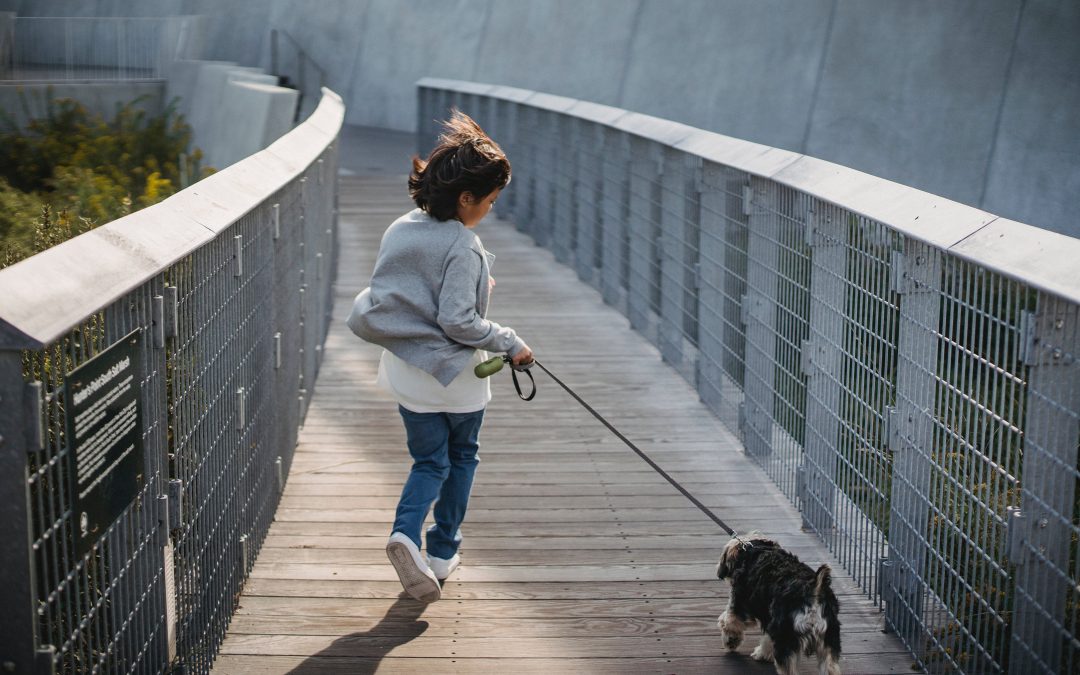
[213,166,915,673]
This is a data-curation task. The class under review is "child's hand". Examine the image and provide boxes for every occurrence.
[489,276,496,293]
[511,345,534,366]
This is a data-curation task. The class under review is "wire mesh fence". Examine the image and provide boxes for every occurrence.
[419,79,1080,675]
[0,89,341,675]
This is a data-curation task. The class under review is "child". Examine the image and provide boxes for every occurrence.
[347,110,532,603]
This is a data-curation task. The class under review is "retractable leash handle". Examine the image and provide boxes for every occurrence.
[474,354,537,401]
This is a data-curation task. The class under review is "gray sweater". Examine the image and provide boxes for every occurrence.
[347,208,526,386]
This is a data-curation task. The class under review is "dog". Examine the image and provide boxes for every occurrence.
[716,534,842,675]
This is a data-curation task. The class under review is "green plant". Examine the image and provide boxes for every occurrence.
[0,93,213,269]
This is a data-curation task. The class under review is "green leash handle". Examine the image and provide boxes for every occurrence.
[474,355,537,401]
[474,355,507,378]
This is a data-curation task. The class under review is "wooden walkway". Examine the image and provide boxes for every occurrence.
[213,165,915,673]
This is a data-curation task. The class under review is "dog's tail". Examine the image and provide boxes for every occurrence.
[814,564,832,598]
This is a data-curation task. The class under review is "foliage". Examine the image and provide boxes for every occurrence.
[0,93,213,268]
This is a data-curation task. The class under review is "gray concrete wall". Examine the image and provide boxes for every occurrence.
[8,0,1080,238]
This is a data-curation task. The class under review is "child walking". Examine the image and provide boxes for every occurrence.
[347,111,532,603]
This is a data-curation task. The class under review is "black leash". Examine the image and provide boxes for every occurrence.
[529,359,743,541]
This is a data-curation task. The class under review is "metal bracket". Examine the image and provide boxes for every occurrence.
[741,184,753,216]
[272,203,281,240]
[737,401,747,436]
[692,262,702,291]
[35,645,57,675]
[740,292,766,326]
[1018,310,1075,367]
[168,480,183,532]
[317,158,324,185]
[239,534,250,572]
[316,252,323,281]
[27,381,44,452]
[274,332,282,370]
[163,286,178,339]
[885,406,900,453]
[800,338,823,377]
[236,388,245,430]
[804,209,816,247]
[298,390,308,427]
[796,464,807,504]
[234,235,244,277]
[890,250,909,295]
[1006,506,1026,564]
[275,456,284,493]
[157,494,170,546]
[878,556,896,621]
[152,295,166,349]
[1018,311,1038,366]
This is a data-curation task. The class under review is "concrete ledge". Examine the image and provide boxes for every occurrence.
[770,155,998,251]
[0,88,345,349]
[948,219,1080,306]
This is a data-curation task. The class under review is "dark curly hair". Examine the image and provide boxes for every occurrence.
[408,109,511,222]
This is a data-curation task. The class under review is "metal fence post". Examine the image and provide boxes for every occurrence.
[626,137,662,346]
[657,149,700,385]
[800,202,847,536]
[599,129,630,315]
[573,120,602,288]
[1008,295,1079,674]
[551,114,577,265]
[740,178,781,459]
[695,163,743,428]
[494,98,519,221]
[0,351,37,675]
[884,241,942,656]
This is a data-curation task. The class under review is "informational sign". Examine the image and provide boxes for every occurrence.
[64,329,145,557]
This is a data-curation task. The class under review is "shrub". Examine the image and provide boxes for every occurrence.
[0,93,213,268]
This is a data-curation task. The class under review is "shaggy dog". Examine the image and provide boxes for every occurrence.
[716,534,842,675]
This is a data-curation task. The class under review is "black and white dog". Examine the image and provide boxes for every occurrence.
[716,534,842,675]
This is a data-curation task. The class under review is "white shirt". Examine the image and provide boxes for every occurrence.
[377,348,491,413]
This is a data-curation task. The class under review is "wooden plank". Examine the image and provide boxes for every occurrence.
[233,595,889,622]
[218,634,910,659]
[211,654,912,674]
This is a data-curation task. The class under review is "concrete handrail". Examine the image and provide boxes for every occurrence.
[418,77,1080,307]
[0,86,344,349]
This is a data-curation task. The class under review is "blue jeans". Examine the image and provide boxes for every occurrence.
[392,405,485,560]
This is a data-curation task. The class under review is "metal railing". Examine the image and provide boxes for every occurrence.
[417,78,1080,675]
[1,16,206,81]
[0,87,342,675]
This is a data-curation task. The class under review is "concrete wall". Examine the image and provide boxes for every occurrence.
[8,0,1080,238]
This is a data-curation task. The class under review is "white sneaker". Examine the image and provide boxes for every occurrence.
[386,532,441,603]
[428,553,461,581]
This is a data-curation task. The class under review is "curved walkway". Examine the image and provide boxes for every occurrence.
[212,128,913,674]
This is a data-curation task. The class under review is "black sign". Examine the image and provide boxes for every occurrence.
[64,329,145,557]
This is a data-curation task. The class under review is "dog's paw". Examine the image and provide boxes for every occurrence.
[750,644,774,662]
[723,631,743,651]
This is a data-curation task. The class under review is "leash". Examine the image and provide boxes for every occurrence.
[476,355,748,543]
